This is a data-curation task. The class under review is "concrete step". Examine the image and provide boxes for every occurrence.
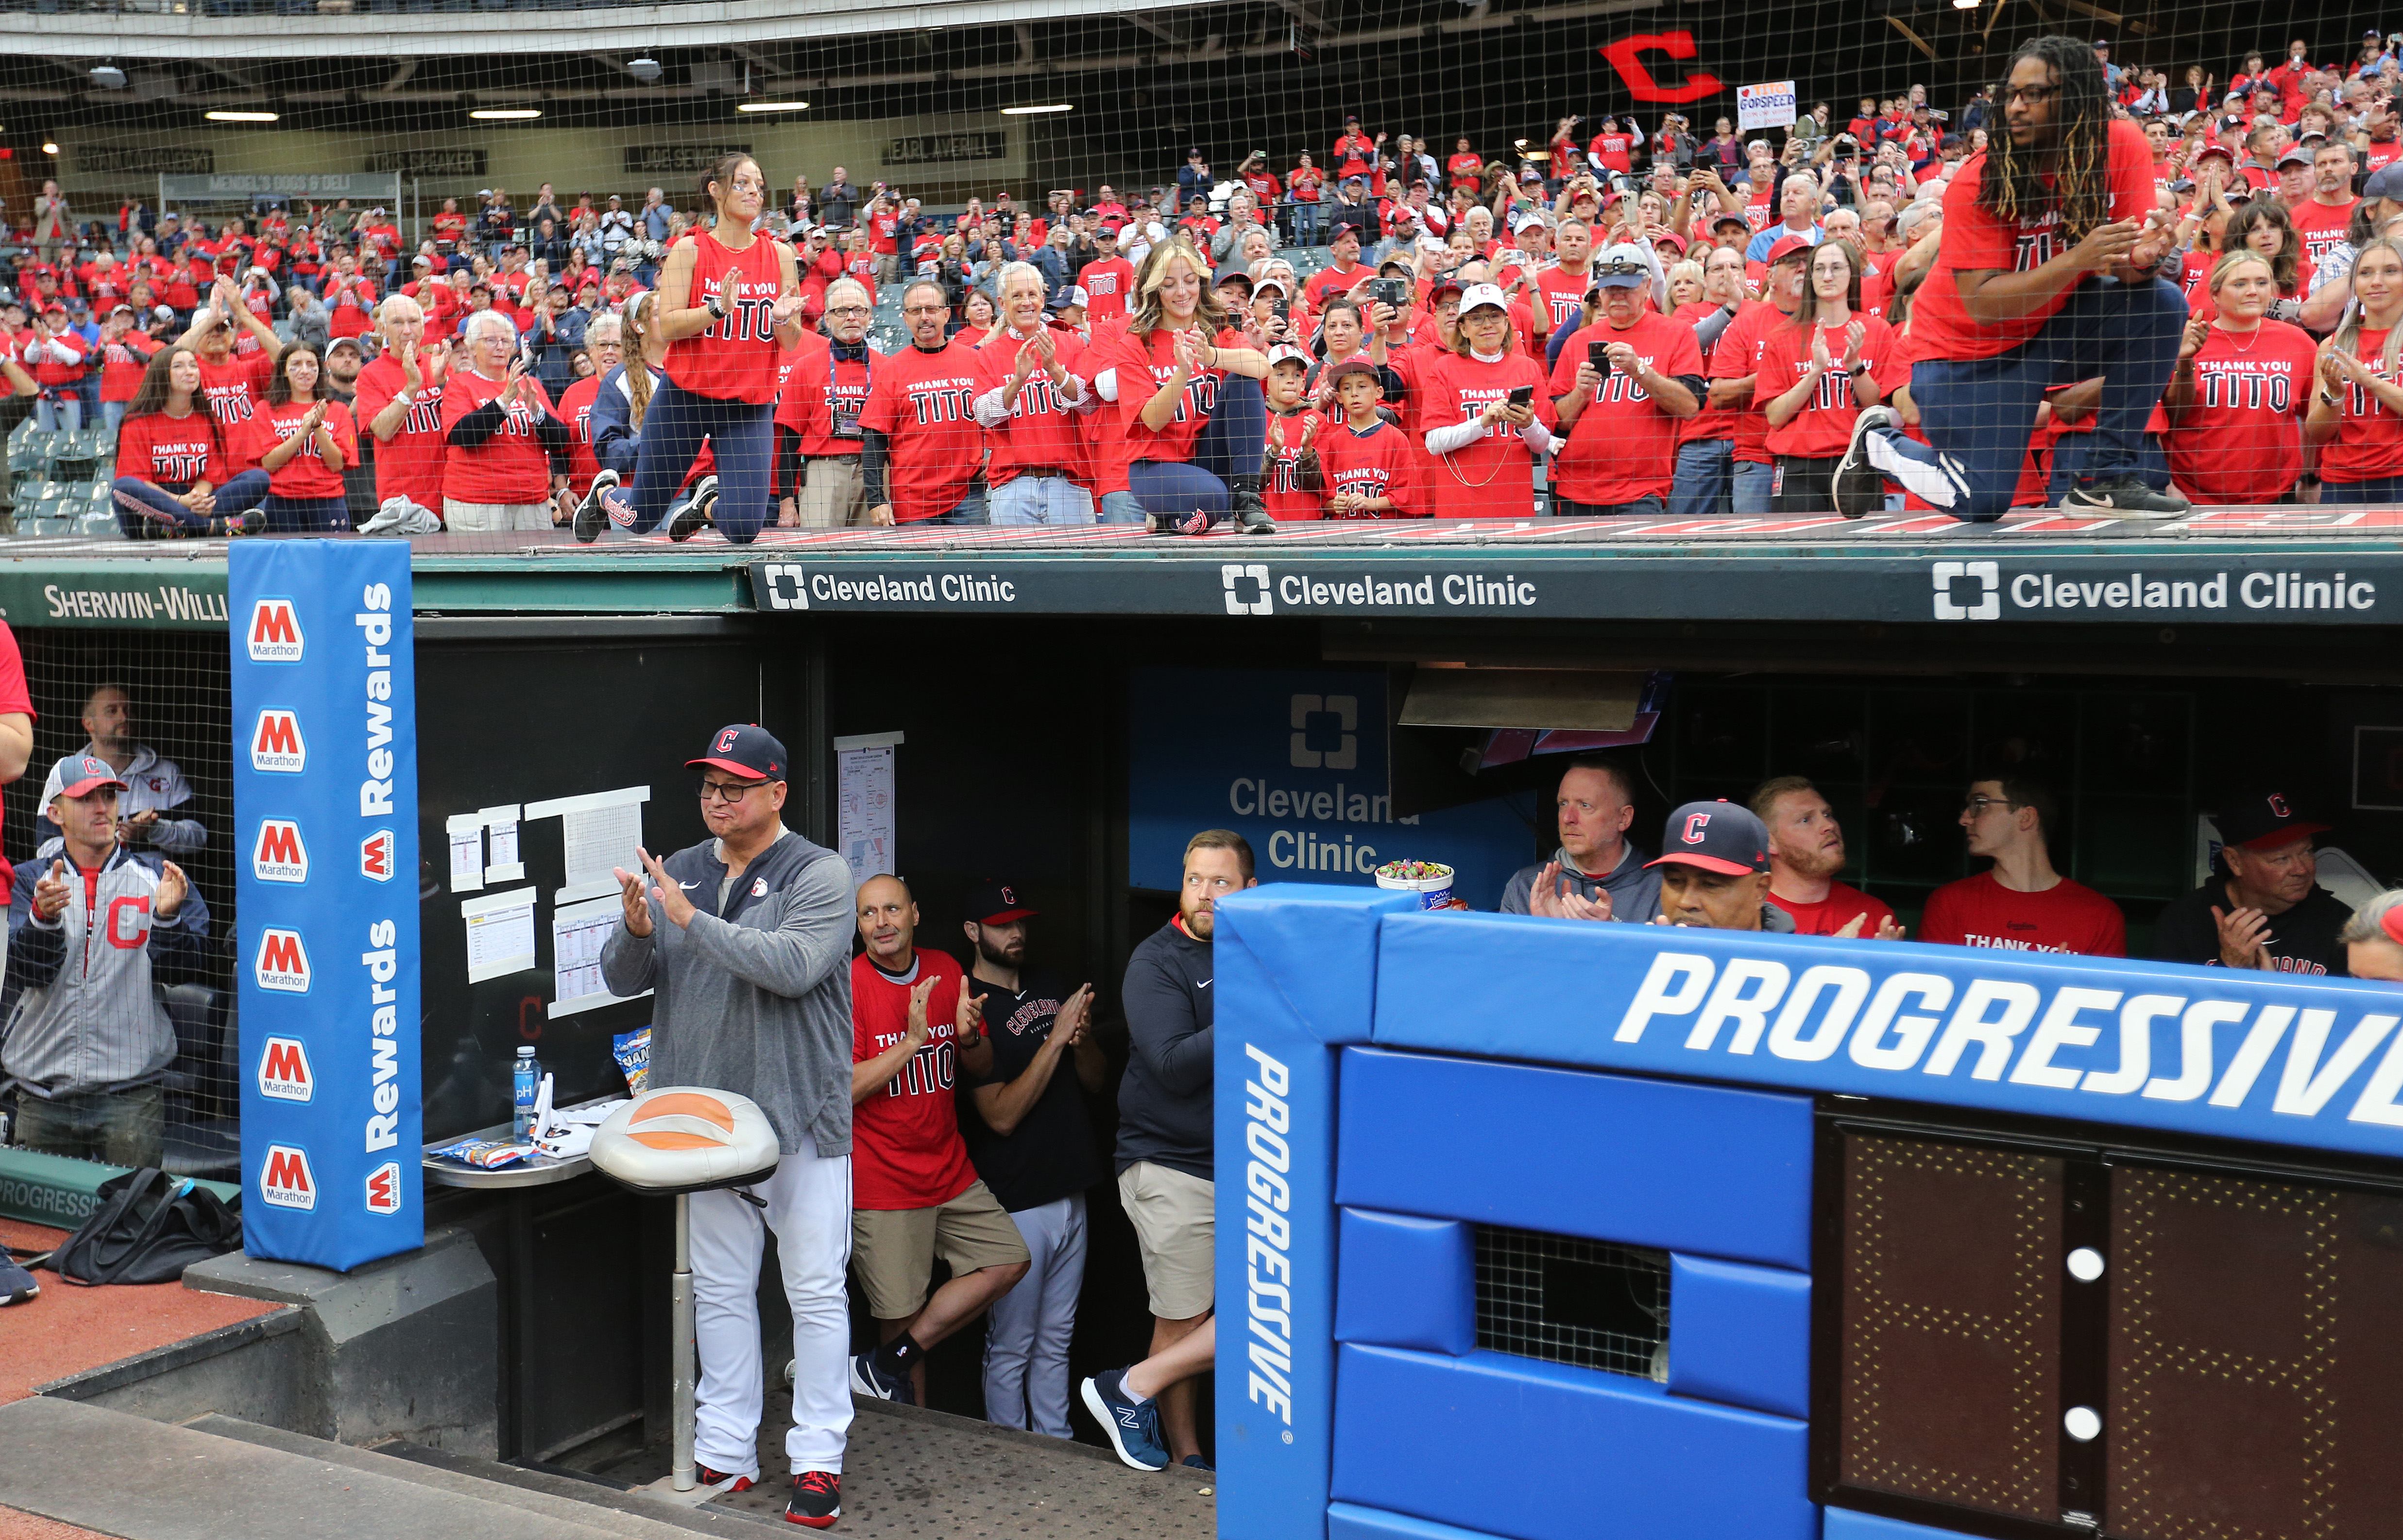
[0,1398,746,1540]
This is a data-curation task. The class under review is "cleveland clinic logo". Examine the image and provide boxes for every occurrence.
[1223,564,1273,615]
[1932,560,2000,621]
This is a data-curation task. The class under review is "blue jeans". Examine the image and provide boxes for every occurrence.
[2046,430,2171,501]
[1098,490,1145,525]
[35,393,80,434]
[1127,374,1266,525]
[257,493,352,534]
[13,1083,164,1168]
[111,469,269,535]
[616,380,777,543]
[101,400,126,433]
[1731,457,1774,515]
[1865,274,2185,521]
[926,488,989,525]
[1669,440,1732,518]
[1552,493,1664,518]
[2322,475,2403,503]
[990,475,1095,525]
[1291,201,1324,247]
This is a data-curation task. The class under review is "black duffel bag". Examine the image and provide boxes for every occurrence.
[51,1167,241,1286]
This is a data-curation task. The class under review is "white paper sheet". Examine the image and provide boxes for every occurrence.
[525,787,652,904]
[837,744,896,889]
[550,894,649,1018]
[446,813,485,894]
[480,803,524,882]
[460,886,538,982]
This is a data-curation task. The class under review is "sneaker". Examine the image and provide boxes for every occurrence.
[0,1256,38,1306]
[1181,1454,1214,1472]
[784,1471,840,1529]
[696,1463,754,1493]
[849,1349,915,1405]
[1832,404,1894,520]
[574,469,617,544]
[667,475,718,542]
[1230,480,1276,536]
[2059,473,2190,519]
[1158,507,1213,537]
[1081,1369,1169,1472]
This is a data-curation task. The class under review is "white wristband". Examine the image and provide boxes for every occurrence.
[393,390,415,407]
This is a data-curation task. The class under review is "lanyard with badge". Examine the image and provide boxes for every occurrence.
[830,344,871,439]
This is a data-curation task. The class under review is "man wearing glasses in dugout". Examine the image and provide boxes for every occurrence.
[602,725,861,1506]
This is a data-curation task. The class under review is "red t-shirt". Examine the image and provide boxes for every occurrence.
[249,399,359,500]
[97,333,162,403]
[1334,133,1377,179]
[775,332,877,460]
[1913,118,2157,363]
[118,410,228,488]
[2287,196,2356,293]
[1291,168,1325,204]
[1262,408,1329,520]
[353,352,450,508]
[1302,261,1370,319]
[868,210,901,255]
[1754,313,1899,458]
[1316,416,1424,516]
[1674,300,1743,445]
[558,374,605,497]
[1447,153,1484,191]
[1099,325,1249,465]
[664,230,787,405]
[1587,133,1636,175]
[1705,301,1783,465]
[858,339,984,522]
[2318,327,2403,485]
[1077,257,1137,322]
[2367,138,2403,175]
[850,950,977,1210]
[439,367,558,505]
[1767,880,1898,938]
[0,623,32,894]
[1548,313,1704,504]
[195,352,275,471]
[1419,348,1556,518]
[1533,264,1595,336]
[2163,319,2316,504]
[972,326,1091,485]
[1918,871,2127,957]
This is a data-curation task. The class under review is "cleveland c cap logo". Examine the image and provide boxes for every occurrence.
[1002,885,1017,905]
[2268,793,2293,818]
[715,727,741,754]
[1683,812,1711,844]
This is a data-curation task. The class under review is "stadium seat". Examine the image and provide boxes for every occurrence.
[74,512,122,538]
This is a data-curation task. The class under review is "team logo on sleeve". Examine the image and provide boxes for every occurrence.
[255,928,311,993]
[260,1144,317,1209]
[247,598,305,662]
[364,1162,403,1216]
[252,820,308,883]
[257,1036,314,1101]
[251,710,306,772]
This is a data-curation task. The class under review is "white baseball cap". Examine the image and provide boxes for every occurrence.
[1457,282,1510,317]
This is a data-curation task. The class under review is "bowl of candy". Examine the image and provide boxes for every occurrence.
[1373,858,1455,910]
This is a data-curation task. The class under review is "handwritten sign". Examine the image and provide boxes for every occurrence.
[1739,81,1798,132]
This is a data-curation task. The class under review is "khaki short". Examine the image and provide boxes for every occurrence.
[851,1179,1029,1320]
[1117,1161,1215,1320]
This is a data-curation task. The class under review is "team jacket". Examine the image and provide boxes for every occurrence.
[2,839,212,1100]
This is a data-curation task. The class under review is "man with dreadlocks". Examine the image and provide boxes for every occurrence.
[1831,34,2191,519]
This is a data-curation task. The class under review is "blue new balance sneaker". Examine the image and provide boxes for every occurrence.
[1081,1368,1169,1472]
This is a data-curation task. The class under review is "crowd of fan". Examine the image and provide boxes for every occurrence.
[9,29,2403,534]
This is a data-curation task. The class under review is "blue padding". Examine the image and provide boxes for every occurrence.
[1329,1502,1513,1540]
[1667,1254,1812,1420]
[1332,1344,1817,1540]
[1335,1047,1814,1270]
[1824,1506,1993,1540]
[1219,884,1418,1047]
[1335,1210,1473,1355]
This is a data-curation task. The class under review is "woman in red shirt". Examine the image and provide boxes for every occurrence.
[96,306,163,432]
[1447,138,1484,195]
[109,347,270,537]
[1289,153,1327,248]
[616,153,808,543]
[1093,239,1273,532]
[954,288,997,349]
[2164,251,2318,504]
[1418,283,1556,518]
[2307,237,2403,500]
[250,345,359,533]
[1755,239,1895,512]
[441,309,568,531]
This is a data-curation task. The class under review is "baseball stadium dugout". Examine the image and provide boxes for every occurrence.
[0,510,2400,1537]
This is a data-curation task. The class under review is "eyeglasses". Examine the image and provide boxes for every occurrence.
[903,304,948,315]
[696,778,764,803]
[2003,84,2058,106]
[827,305,870,317]
[1962,795,2019,815]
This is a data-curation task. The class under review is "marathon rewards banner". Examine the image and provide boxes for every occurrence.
[1378,913,2403,1163]
[231,542,423,1271]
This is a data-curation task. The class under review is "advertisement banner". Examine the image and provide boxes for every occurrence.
[1738,82,1798,132]
[1126,668,1532,909]
[231,542,422,1271]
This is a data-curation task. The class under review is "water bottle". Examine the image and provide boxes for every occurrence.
[513,1046,540,1140]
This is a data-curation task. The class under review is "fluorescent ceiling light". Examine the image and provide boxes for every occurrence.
[469,108,542,120]
[737,101,811,112]
[1001,103,1074,115]
[206,110,280,122]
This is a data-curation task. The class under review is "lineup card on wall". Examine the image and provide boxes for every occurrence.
[551,894,650,1018]
[460,887,537,983]
[523,786,651,904]
[443,804,525,892]
[835,732,902,889]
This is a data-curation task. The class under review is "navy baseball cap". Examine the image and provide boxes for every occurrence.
[2216,790,2330,851]
[964,880,1038,925]
[1647,801,1772,876]
[54,754,128,799]
[687,724,787,782]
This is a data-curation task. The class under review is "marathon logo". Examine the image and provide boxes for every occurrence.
[1612,948,2403,1129]
[251,710,306,773]
[1937,562,2382,619]
[257,1035,314,1102]
[1240,1042,1297,1427]
[252,819,308,884]
[247,598,305,662]
[364,1161,402,1216]
[359,829,397,882]
[255,927,311,993]
[259,1144,316,1210]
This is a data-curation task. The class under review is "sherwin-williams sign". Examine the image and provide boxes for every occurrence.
[230,541,422,1270]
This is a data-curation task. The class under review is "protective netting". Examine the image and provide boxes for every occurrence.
[2,7,2398,544]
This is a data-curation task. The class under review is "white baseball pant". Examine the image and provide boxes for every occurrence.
[979,1193,1088,1438]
